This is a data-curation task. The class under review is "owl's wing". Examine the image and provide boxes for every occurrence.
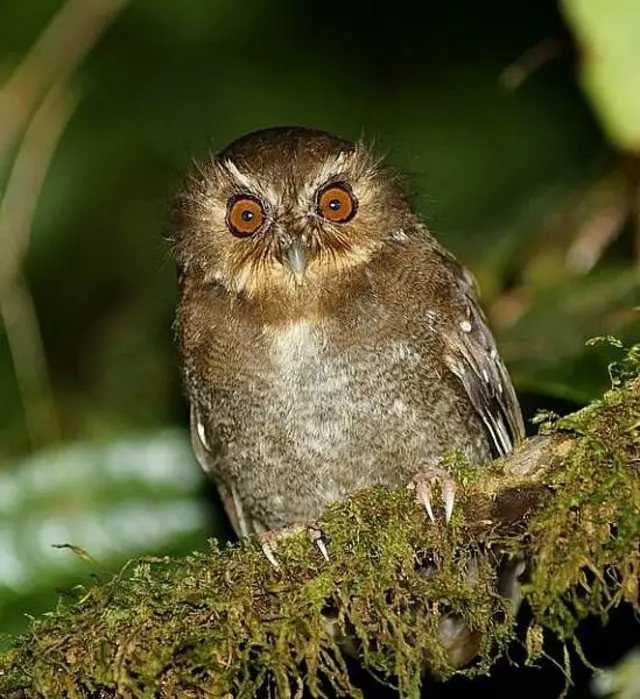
[190,406,251,538]
[438,249,525,457]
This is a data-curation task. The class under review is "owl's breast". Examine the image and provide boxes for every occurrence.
[264,320,363,462]
[218,316,488,529]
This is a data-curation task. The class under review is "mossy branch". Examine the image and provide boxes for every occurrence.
[1,351,639,698]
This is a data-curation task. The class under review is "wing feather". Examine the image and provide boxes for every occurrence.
[439,250,525,457]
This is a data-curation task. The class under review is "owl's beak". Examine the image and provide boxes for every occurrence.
[282,239,310,285]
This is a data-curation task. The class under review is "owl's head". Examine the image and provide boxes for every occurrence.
[171,127,415,298]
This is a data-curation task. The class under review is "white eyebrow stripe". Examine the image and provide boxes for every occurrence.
[223,160,261,191]
[222,160,279,204]
[310,151,351,187]
[296,151,358,209]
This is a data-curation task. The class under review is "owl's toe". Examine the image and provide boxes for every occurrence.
[308,526,330,561]
[260,537,280,568]
[409,465,457,524]
[255,523,303,568]
[256,521,330,567]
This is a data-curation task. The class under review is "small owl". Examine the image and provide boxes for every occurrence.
[171,126,524,541]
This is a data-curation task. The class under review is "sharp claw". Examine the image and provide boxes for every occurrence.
[443,484,456,523]
[315,537,330,561]
[417,482,436,522]
[261,541,280,568]
[410,467,457,524]
[424,496,436,523]
[308,527,330,561]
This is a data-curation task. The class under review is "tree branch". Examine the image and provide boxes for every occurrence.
[1,356,638,698]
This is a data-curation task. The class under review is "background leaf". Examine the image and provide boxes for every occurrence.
[563,0,640,152]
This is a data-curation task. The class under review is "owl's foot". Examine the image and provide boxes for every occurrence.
[308,526,330,561]
[408,465,456,524]
[257,522,330,568]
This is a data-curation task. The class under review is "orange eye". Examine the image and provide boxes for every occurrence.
[227,196,265,237]
[317,184,357,223]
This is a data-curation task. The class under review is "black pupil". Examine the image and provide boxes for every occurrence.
[241,209,254,222]
[329,198,342,211]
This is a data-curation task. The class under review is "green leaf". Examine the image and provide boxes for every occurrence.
[564,0,640,152]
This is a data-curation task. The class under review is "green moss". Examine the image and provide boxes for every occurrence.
[526,372,640,636]
[1,347,638,698]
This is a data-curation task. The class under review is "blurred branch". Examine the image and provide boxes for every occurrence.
[0,0,129,448]
[0,0,129,165]
[0,277,61,445]
[500,37,566,90]
[0,81,77,446]
[565,163,634,274]
[0,82,76,300]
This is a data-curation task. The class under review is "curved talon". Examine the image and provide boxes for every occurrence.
[442,482,456,523]
[308,527,330,561]
[261,540,280,568]
[413,479,436,523]
[409,466,457,524]
[257,521,329,567]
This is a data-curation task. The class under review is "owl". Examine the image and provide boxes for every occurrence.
[170,126,524,543]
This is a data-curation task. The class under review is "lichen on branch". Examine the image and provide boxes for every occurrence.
[1,346,638,699]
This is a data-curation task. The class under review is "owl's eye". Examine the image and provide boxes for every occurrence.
[227,195,265,237]
[317,184,357,223]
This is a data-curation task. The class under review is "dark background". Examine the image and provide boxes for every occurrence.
[0,0,637,696]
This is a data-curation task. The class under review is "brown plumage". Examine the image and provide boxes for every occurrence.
[171,126,524,537]
[171,126,526,667]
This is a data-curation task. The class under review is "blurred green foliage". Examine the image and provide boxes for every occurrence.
[564,0,640,152]
[0,0,637,640]
[0,431,213,641]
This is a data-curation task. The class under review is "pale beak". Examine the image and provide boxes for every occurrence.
[282,239,310,285]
